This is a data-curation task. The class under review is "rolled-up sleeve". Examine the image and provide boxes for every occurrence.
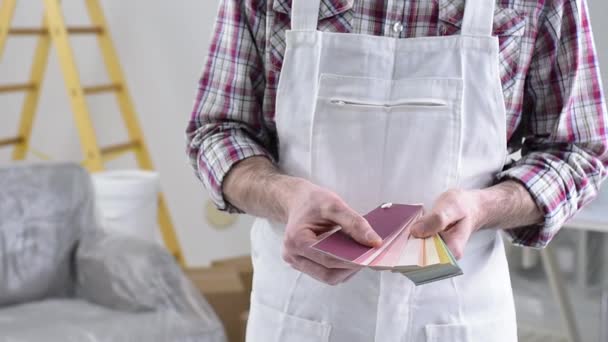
[186,0,274,212]
[497,0,608,247]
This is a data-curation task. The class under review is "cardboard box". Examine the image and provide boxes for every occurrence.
[211,255,253,295]
[186,267,250,342]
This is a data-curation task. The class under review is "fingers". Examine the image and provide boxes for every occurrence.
[286,255,358,286]
[411,189,475,259]
[322,201,382,247]
[284,226,361,269]
[411,210,455,238]
[440,220,474,260]
[281,191,376,285]
[302,247,361,269]
[411,193,466,238]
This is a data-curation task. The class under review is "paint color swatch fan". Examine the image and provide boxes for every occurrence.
[312,203,462,285]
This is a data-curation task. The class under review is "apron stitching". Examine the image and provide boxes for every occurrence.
[490,42,510,170]
[381,48,397,203]
[282,271,303,313]
[309,106,317,180]
[373,273,384,342]
[308,48,323,180]
[379,109,391,202]
[451,277,466,323]
[405,283,417,342]
[452,84,464,189]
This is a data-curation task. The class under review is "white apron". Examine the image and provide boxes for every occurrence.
[247,0,517,341]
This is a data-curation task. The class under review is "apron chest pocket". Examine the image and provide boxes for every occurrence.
[310,74,464,213]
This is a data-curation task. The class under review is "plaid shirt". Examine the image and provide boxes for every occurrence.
[187,0,608,247]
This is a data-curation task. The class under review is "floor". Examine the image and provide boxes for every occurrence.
[509,241,605,342]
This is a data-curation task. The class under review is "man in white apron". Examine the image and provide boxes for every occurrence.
[187,0,607,340]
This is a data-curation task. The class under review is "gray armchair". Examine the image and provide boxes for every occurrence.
[0,163,226,342]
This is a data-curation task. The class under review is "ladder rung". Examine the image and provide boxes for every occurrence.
[0,136,24,148]
[8,26,104,35]
[8,28,47,35]
[67,26,104,34]
[83,83,121,95]
[0,83,36,93]
[100,141,139,157]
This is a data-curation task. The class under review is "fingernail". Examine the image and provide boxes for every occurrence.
[366,231,382,245]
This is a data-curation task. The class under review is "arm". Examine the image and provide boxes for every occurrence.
[188,1,380,285]
[413,0,608,256]
[476,181,543,231]
[224,157,382,285]
[496,0,608,246]
[186,0,274,212]
[222,157,292,223]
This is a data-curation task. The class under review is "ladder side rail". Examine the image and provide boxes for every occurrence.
[83,0,148,165]
[84,0,185,265]
[42,0,105,171]
[13,15,53,160]
[0,0,17,60]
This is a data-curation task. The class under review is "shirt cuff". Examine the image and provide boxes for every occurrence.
[496,161,573,248]
[197,136,275,214]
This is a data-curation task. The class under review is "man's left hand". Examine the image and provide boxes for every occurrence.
[410,189,485,260]
[410,181,544,259]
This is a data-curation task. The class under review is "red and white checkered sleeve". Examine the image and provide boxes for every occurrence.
[497,0,608,247]
[186,0,274,213]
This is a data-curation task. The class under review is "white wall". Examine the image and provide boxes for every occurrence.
[589,0,608,92]
[0,0,606,266]
[0,0,251,267]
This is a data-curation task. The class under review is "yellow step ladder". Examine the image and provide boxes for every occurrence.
[0,0,185,266]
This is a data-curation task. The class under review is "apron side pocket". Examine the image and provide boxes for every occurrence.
[425,318,517,342]
[425,323,471,342]
[246,300,332,342]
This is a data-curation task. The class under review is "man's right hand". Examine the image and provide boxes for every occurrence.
[281,179,382,285]
[223,157,382,285]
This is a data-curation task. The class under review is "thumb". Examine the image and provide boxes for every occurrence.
[329,207,382,247]
[411,212,447,238]
[439,221,472,260]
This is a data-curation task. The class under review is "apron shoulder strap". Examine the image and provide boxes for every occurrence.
[291,0,322,31]
[461,0,496,36]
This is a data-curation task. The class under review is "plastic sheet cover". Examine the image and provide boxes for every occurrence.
[0,163,226,342]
